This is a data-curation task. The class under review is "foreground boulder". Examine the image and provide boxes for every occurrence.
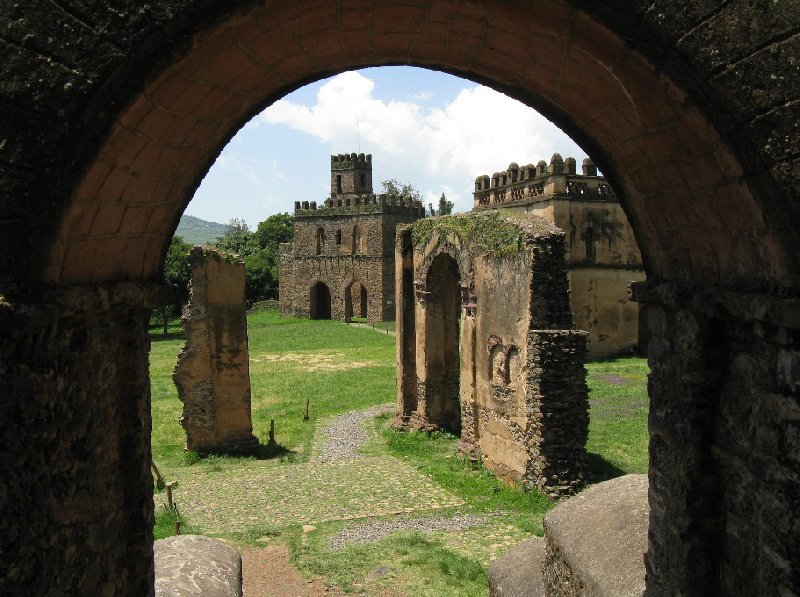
[154,535,242,596]
[488,536,546,597]
[542,474,648,596]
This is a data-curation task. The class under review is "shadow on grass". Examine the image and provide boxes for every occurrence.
[187,441,296,464]
[586,452,627,483]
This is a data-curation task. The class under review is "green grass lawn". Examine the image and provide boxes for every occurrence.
[149,309,649,594]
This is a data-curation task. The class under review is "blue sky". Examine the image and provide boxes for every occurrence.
[186,66,590,228]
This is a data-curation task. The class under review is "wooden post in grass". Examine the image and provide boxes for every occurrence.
[268,419,276,446]
[174,519,181,536]
[303,398,310,422]
[166,483,174,509]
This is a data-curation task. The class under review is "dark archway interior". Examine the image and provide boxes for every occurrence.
[425,253,462,435]
[310,282,332,320]
[1,2,798,595]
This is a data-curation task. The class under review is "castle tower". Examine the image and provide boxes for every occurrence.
[331,153,373,199]
[280,153,423,322]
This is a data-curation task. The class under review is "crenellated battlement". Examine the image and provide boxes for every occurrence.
[473,154,614,209]
[293,193,425,218]
[331,152,372,171]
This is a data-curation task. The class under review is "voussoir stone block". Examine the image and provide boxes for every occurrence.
[488,536,546,597]
[542,474,648,596]
[154,535,242,597]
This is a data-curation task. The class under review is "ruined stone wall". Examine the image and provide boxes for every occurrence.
[0,283,159,595]
[524,331,589,498]
[400,213,589,496]
[173,247,258,453]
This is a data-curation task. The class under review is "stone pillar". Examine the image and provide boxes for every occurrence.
[524,330,589,498]
[633,281,800,595]
[0,282,161,596]
[173,247,258,453]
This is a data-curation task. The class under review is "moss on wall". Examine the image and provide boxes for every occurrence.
[412,211,525,257]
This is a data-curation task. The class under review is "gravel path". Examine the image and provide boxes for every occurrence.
[313,404,395,462]
[328,513,485,549]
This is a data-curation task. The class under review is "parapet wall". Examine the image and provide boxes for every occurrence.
[473,155,615,209]
[331,152,371,170]
[294,194,425,219]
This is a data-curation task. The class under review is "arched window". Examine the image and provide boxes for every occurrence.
[316,227,324,255]
[335,229,342,245]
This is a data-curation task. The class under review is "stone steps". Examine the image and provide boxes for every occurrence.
[489,474,648,596]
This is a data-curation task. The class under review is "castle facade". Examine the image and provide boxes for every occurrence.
[473,155,646,357]
[279,153,424,322]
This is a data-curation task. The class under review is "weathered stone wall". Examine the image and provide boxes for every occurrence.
[524,331,589,498]
[633,281,800,595]
[484,182,644,356]
[0,283,159,595]
[279,252,390,321]
[567,267,645,356]
[174,247,258,453]
[399,212,589,496]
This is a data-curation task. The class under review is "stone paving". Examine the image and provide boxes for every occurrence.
[164,406,536,567]
[173,456,464,535]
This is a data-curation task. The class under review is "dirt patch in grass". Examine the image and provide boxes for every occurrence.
[602,374,627,385]
[243,545,347,596]
[252,351,380,372]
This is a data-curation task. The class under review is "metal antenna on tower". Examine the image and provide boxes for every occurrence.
[356,115,361,153]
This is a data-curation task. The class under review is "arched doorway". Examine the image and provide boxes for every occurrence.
[424,253,462,435]
[310,282,332,320]
[3,2,797,595]
[344,281,368,322]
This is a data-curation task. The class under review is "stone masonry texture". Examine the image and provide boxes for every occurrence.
[280,153,423,322]
[173,247,258,453]
[0,2,798,595]
[397,212,590,497]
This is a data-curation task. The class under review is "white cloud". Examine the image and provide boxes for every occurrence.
[257,70,587,214]
[216,155,262,187]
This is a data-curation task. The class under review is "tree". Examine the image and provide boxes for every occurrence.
[158,234,192,335]
[438,192,454,216]
[380,179,422,201]
[254,212,294,253]
[216,217,257,256]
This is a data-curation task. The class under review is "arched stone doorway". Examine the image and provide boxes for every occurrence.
[1,2,798,595]
[423,253,462,435]
[344,280,368,321]
[310,282,332,320]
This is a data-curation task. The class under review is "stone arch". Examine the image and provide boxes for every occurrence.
[422,252,462,436]
[343,278,368,322]
[1,2,798,595]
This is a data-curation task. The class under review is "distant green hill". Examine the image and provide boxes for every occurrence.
[175,215,227,245]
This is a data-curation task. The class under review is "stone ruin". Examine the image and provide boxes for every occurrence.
[173,246,259,453]
[394,211,589,497]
